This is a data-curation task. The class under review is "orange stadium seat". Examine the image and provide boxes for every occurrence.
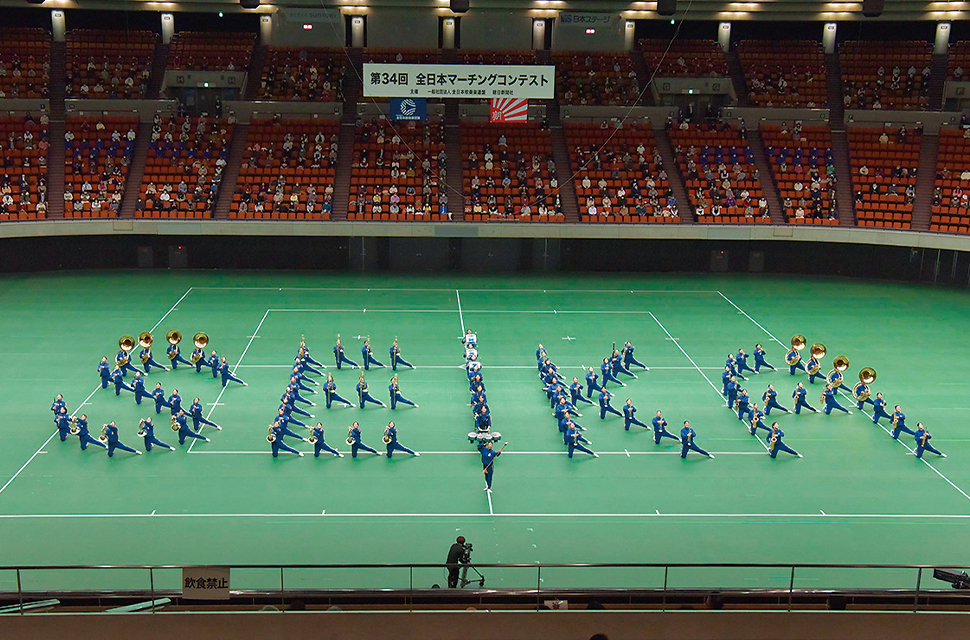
[929,127,970,234]
[166,31,254,71]
[0,28,50,99]
[0,113,48,221]
[840,41,931,111]
[640,39,728,77]
[259,47,346,102]
[847,125,920,229]
[761,123,838,224]
[63,115,138,219]
[552,51,640,106]
[66,29,156,99]
[738,40,827,108]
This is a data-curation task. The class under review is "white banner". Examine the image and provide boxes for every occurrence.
[182,567,231,600]
[362,64,555,100]
[282,7,342,23]
[558,12,614,28]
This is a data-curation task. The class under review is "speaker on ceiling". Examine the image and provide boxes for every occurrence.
[26,0,46,4]
[240,0,260,9]
[657,0,676,16]
[450,0,469,13]
[862,0,884,17]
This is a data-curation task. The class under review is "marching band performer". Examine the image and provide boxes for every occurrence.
[310,422,343,458]
[390,338,415,370]
[286,382,316,408]
[891,405,915,440]
[721,367,733,396]
[735,348,756,377]
[554,395,580,420]
[333,337,359,370]
[74,414,107,451]
[268,422,304,458]
[601,357,626,388]
[854,381,875,411]
[191,344,206,372]
[611,349,638,380]
[139,344,169,374]
[139,417,176,452]
[762,384,790,415]
[622,399,649,431]
[384,421,420,458]
[189,397,221,431]
[175,410,210,445]
[168,388,183,416]
[792,382,819,414]
[585,367,602,398]
[111,366,134,396]
[914,423,946,459]
[725,376,739,409]
[753,344,775,373]
[570,377,594,406]
[104,421,141,457]
[167,340,193,369]
[536,343,548,367]
[871,392,894,424]
[51,394,66,422]
[822,384,852,415]
[389,375,418,410]
[98,357,111,388]
[290,369,317,395]
[461,329,477,349]
[464,343,479,364]
[479,439,503,492]
[218,357,247,387]
[726,354,746,382]
[748,403,769,435]
[736,388,752,421]
[767,422,802,458]
[652,411,680,444]
[54,406,73,442]
[786,346,807,375]
[357,373,387,409]
[207,350,221,378]
[566,424,598,458]
[300,340,325,368]
[116,345,143,377]
[348,421,381,457]
[323,374,354,409]
[475,405,492,433]
[806,352,824,384]
[278,404,308,429]
[680,421,714,459]
[132,372,151,405]
[623,341,648,370]
[151,382,172,414]
[361,338,386,370]
[297,352,323,377]
[598,386,623,420]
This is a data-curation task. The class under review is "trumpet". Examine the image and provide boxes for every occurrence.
[171,416,180,432]
[69,416,80,435]
[267,426,277,443]
[138,331,153,350]
[99,424,109,443]
[827,355,850,388]
[346,426,357,446]
[382,425,392,445]
[193,332,209,350]
[137,418,147,437]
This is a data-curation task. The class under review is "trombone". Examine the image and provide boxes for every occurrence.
[854,367,877,402]
[786,334,806,366]
[827,355,850,389]
[807,343,826,375]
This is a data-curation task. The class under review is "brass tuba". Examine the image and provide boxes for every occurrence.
[382,425,392,445]
[118,335,136,366]
[139,332,153,363]
[346,425,357,446]
[786,335,806,366]
[69,416,80,435]
[99,424,109,443]
[827,355,850,388]
[166,330,182,359]
[137,418,148,437]
[191,332,209,363]
[171,416,180,432]
[807,343,826,375]
[855,367,877,402]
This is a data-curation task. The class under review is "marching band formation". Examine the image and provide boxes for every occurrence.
[462,329,507,493]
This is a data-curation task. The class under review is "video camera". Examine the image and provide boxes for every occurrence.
[459,542,473,565]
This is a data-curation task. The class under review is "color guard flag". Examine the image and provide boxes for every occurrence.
[490,98,529,123]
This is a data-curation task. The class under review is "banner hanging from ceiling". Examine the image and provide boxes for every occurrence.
[362,63,555,100]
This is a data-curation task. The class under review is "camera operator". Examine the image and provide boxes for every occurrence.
[446,536,467,588]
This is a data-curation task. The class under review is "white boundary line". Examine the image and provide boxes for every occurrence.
[715,290,970,501]
[266,308,661,315]
[234,364,724,370]
[187,450,766,456]
[190,287,721,294]
[455,290,466,334]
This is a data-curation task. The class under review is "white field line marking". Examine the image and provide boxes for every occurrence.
[0,288,193,498]
[233,364,724,370]
[266,308,662,315]
[187,450,765,456]
[717,290,970,502]
[486,481,493,515]
[187,308,270,453]
[1,512,969,520]
[190,287,720,294]
[649,312,770,453]
[455,290,466,334]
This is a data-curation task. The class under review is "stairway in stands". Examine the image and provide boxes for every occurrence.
[653,127,692,223]
[829,129,856,226]
[148,43,169,99]
[630,48,654,106]
[546,103,579,223]
[243,45,266,101]
[725,49,750,107]
[929,52,949,111]
[118,122,153,217]
[748,129,785,224]
[46,41,66,219]
[443,101,464,220]
[912,133,940,231]
[211,124,249,219]
[331,49,362,221]
[824,53,844,126]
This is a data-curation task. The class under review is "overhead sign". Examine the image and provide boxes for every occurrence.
[282,7,342,23]
[363,64,555,100]
[390,97,427,121]
[558,12,614,27]
[490,98,529,123]
[182,567,230,600]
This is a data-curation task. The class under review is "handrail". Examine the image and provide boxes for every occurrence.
[0,562,964,570]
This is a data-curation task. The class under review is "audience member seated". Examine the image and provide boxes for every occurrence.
[847,125,921,229]
[667,120,769,223]
[259,47,345,102]
[231,116,339,220]
[553,51,640,106]
[63,115,137,218]
[364,48,442,64]
[565,120,679,222]
[461,122,563,221]
[136,113,233,218]
[348,118,447,221]
[166,31,254,71]
[640,39,728,77]
[762,122,838,224]
[0,113,48,220]
[454,51,535,104]
[840,41,931,110]
[66,30,155,99]
[738,40,826,108]
[929,127,970,234]
[0,28,50,99]
[948,41,970,81]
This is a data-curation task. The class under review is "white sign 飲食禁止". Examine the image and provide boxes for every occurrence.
[558,12,613,28]
[362,64,555,100]
[182,567,231,600]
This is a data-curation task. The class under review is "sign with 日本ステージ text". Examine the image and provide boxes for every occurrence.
[558,12,614,27]
[362,64,555,100]
[182,566,230,600]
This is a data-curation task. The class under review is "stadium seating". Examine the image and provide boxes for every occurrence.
[552,51,640,106]
[565,121,680,223]
[640,39,728,77]
[136,115,234,219]
[761,123,839,224]
[66,29,155,99]
[930,127,970,234]
[166,31,254,71]
[840,41,931,110]
[0,113,48,220]
[948,41,970,80]
[846,125,920,229]
[461,122,563,222]
[259,47,346,102]
[0,28,49,99]
[738,40,827,108]
[365,48,442,64]
[348,118,447,221]
[231,117,339,220]
[63,115,138,219]
[667,121,769,223]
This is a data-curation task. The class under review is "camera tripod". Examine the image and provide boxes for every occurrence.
[459,562,485,588]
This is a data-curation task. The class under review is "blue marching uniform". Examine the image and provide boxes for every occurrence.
[566,427,596,458]
[116,349,143,376]
[611,354,637,379]
[301,347,324,367]
[872,397,894,424]
[111,369,134,395]
[763,388,790,415]
[167,344,193,369]
[279,392,310,418]
[279,405,308,429]
[270,424,301,457]
[754,346,775,372]
[792,387,817,414]
[357,381,385,409]
[854,383,875,411]
[786,349,807,375]
[623,403,649,431]
[175,414,208,445]
[132,377,151,405]
[601,361,625,388]
[389,383,417,410]
[277,414,307,439]
[479,442,501,489]
[721,370,732,396]
[390,344,414,370]
[726,357,746,381]
[806,359,825,384]
[139,348,168,374]
[168,392,183,416]
[323,380,354,408]
[823,388,851,415]
[652,416,680,445]
[599,389,623,419]
[571,381,594,406]
[55,414,73,442]
[475,410,492,432]
[361,344,385,370]
[75,418,107,451]
[219,361,245,387]
[189,402,220,431]
[891,411,916,439]
[297,356,323,377]
[385,425,417,457]
[749,411,770,436]
[290,371,315,394]
[208,354,220,378]
[735,351,755,376]
[140,419,174,452]
[191,348,205,372]
[736,392,752,421]
[680,427,712,459]
[98,360,111,388]
[152,387,172,414]
[725,380,739,409]
[585,370,602,397]
[333,343,358,369]
[767,428,800,458]
[51,397,66,421]
[350,426,379,457]
[623,344,647,370]
[914,428,944,459]
[105,423,139,457]
[311,425,341,457]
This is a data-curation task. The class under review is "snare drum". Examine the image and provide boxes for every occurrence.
[467,431,479,443]
[475,433,490,443]
[490,431,502,442]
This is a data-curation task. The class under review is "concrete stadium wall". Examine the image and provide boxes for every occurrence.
[459,10,534,51]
